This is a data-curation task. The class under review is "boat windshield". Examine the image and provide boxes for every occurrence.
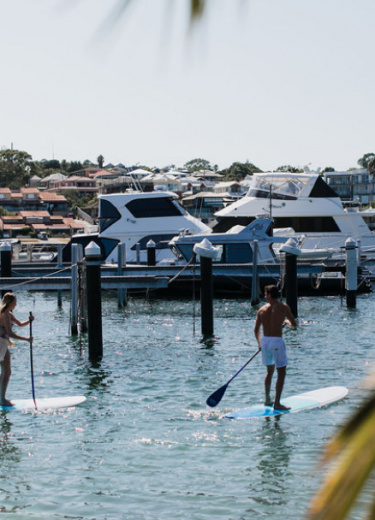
[247,174,311,200]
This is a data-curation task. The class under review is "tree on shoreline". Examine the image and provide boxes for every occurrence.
[184,158,216,171]
[0,149,33,189]
[358,152,375,171]
[220,161,262,182]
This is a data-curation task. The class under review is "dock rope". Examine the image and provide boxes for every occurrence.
[168,255,196,285]
[3,264,76,289]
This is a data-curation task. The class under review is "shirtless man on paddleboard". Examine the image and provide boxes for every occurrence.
[254,285,297,411]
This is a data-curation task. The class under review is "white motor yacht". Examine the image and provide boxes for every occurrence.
[214,172,375,262]
[63,190,211,264]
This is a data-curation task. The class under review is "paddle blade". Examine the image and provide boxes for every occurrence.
[206,383,229,408]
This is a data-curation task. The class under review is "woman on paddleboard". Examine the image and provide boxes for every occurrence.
[0,292,34,407]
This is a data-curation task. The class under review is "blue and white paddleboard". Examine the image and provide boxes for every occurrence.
[1,395,86,412]
[225,386,348,419]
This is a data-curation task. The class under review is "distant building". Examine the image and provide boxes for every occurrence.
[213,181,246,200]
[0,187,69,215]
[181,192,229,224]
[1,210,85,238]
[192,170,224,183]
[50,176,98,197]
[39,172,67,189]
[324,170,374,204]
[29,175,42,187]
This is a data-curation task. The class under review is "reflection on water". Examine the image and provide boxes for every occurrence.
[254,418,291,506]
[0,416,20,462]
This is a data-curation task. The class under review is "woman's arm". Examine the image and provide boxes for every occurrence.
[10,312,34,328]
[7,313,32,342]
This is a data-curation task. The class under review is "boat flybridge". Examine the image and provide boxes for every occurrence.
[213,171,375,262]
[63,190,211,264]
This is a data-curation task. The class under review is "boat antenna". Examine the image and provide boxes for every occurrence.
[269,185,273,236]
[269,184,273,219]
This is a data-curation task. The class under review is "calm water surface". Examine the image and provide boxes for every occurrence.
[1,291,375,519]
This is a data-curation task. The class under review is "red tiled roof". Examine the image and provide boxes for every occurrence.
[63,218,85,229]
[2,224,26,230]
[31,224,48,230]
[19,211,51,217]
[1,216,23,221]
[39,192,67,201]
[20,188,40,194]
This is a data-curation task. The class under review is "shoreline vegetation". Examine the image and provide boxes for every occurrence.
[1,148,374,191]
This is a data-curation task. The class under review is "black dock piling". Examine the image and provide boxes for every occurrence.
[200,255,214,336]
[117,244,127,307]
[251,240,260,306]
[285,252,298,318]
[0,242,12,297]
[345,237,357,308]
[194,239,221,337]
[85,241,103,359]
[147,240,156,267]
[71,244,79,335]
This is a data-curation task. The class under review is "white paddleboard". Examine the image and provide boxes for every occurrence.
[225,386,348,419]
[1,395,86,412]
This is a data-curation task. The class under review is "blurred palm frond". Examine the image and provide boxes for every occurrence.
[306,390,375,520]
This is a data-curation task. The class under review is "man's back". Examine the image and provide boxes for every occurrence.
[257,301,292,337]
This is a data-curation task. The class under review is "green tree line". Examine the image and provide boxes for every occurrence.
[1,148,374,191]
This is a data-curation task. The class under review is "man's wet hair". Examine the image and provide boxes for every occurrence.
[265,285,280,299]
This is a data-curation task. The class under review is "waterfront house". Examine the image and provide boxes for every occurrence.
[1,210,85,238]
[50,176,98,197]
[39,172,67,189]
[0,188,69,215]
[324,169,375,205]
[213,181,246,200]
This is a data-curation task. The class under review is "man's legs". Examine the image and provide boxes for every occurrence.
[274,366,290,411]
[264,365,275,406]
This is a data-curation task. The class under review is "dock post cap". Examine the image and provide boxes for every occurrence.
[85,241,101,256]
[0,241,12,251]
[280,238,301,256]
[193,238,222,261]
[345,237,356,248]
[146,240,156,248]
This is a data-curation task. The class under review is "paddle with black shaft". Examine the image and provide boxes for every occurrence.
[29,312,37,410]
[206,349,260,407]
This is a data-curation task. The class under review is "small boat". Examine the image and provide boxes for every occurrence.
[169,218,334,266]
[169,218,280,265]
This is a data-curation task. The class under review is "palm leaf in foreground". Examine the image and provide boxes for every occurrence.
[306,390,375,520]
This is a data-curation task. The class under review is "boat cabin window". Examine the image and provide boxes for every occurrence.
[99,199,121,232]
[247,175,310,200]
[273,216,340,233]
[126,197,183,218]
[222,243,253,263]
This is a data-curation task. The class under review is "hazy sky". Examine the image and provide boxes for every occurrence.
[1,0,374,172]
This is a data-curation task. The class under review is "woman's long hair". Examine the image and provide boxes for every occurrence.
[0,293,16,314]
